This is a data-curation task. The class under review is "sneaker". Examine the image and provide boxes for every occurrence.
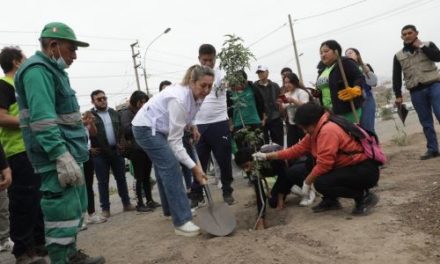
[87,213,107,225]
[352,192,380,216]
[123,204,136,212]
[312,198,342,213]
[136,205,153,213]
[34,245,48,257]
[191,208,197,217]
[68,250,105,264]
[174,221,200,237]
[80,222,88,232]
[146,200,161,209]
[299,190,316,207]
[189,193,204,209]
[420,151,439,160]
[0,237,13,252]
[291,185,303,197]
[15,254,47,264]
[223,193,235,205]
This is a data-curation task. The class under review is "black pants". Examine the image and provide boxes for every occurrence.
[130,149,153,206]
[286,123,304,147]
[192,120,233,196]
[269,158,310,208]
[84,158,95,215]
[314,159,380,200]
[7,152,45,257]
[263,118,284,146]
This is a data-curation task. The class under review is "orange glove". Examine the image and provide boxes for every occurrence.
[338,86,362,101]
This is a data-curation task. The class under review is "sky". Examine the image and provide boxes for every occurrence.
[2,0,439,110]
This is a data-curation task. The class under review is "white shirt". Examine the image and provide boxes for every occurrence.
[283,88,310,125]
[193,68,228,124]
[96,108,117,146]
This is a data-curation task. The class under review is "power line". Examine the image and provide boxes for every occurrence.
[247,23,288,48]
[294,0,367,22]
[257,0,436,59]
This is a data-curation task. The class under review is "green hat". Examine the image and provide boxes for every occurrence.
[40,22,89,47]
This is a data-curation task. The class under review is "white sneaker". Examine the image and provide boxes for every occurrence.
[191,208,197,217]
[174,221,200,237]
[299,190,316,207]
[0,237,13,252]
[86,213,107,225]
[79,222,88,231]
[291,185,303,196]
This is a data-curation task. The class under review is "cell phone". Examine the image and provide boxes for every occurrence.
[278,94,288,103]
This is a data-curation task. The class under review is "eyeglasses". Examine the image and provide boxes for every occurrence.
[96,96,107,102]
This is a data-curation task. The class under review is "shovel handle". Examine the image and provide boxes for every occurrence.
[335,50,360,124]
[191,145,214,205]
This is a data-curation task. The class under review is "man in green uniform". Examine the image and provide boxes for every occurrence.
[15,22,105,264]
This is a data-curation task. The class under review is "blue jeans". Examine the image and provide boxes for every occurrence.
[410,82,440,153]
[132,126,192,227]
[360,92,377,133]
[93,150,131,211]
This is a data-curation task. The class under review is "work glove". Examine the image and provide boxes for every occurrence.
[56,152,84,188]
[252,152,267,161]
[337,86,362,101]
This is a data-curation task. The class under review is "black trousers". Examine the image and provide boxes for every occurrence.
[269,158,310,208]
[84,158,95,215]
[263,118,284,146]
[314,159,380,200]
[130,149,153,206]
[7,152,45,257]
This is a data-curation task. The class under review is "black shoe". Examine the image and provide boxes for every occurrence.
[147,200,161,209]
[136,205,153,213]
[223,193,235,205]
[312,198,342,213]
[189,192,204,208]
[352,192,379,216]
[69,250,105,264]
[420,151,439,160]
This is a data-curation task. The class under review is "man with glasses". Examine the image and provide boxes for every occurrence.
[15,22,105,264]
[90,90,134,218]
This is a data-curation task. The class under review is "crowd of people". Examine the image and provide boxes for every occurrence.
[0,21,439,264]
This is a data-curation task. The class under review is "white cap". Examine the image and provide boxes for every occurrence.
[256,65,269,73]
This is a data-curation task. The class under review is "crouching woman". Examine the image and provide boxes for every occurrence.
[253,103,380,215]
[132,65,214,236]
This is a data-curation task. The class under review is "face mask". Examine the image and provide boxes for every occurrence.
[51,44,69,69]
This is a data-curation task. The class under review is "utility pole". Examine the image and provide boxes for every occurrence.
[288,14,303,81]
[130,41,141,91]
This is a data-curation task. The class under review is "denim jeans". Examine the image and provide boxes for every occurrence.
[410,82,440,153]
[132,126,192,227]
[360,92,377,133]
[92,149,131,211]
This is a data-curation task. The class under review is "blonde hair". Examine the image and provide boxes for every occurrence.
[181,65,215,86]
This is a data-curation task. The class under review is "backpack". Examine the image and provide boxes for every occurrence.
[328,115,387,165]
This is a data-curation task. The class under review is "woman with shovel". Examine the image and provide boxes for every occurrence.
[132,65,214,237]
[316,40,365,123]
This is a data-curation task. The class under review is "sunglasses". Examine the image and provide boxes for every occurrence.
[95,96,107,102]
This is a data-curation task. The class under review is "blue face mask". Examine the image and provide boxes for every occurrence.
[52,44,69,69]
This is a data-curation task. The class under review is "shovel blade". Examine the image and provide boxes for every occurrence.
[196,202,236,236]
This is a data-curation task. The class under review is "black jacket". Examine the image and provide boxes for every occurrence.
[90,107,122,155]
[317,57,365,115]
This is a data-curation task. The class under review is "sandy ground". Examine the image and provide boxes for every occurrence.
[1,112,440,264]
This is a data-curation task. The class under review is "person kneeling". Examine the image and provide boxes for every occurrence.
[253,103,380,216]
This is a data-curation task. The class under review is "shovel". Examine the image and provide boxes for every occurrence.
[192,146,236,236]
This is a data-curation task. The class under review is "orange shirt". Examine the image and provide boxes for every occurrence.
[276,112,368,183]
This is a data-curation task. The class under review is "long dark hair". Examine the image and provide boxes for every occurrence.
[293,103,326,127]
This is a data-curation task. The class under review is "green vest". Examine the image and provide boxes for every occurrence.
[0,76,26,157]
[15,51,88,173]
[396,42,440,90]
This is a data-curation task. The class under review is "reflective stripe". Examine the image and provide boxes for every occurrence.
[45,236,75,246]
[45,219,81,229]
[27,112,82,131]
[30,119,57,131]
[57,112,81,125]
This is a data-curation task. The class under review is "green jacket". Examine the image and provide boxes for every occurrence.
[14,51,88,173]
[0,76,26,158]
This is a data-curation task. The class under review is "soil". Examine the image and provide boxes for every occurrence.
[76,131,440,264]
